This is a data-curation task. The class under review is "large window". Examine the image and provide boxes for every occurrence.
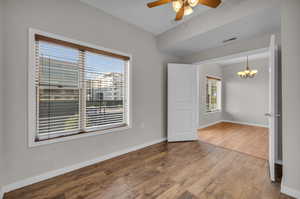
[206,76,221,112]
[29,30,131,144]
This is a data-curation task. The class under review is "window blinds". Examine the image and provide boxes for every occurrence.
[84,52,126,130]
[35,38,128,141]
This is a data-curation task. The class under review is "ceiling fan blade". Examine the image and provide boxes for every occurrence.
[198,0,221,8]
[175,5,185,21]
[147,0,172,8]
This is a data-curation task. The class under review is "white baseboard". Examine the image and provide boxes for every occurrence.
[281,181,300,199]
[2,138,166,194]
[222,120,268,128]
[199,120,268,129]
[199,121,222,129]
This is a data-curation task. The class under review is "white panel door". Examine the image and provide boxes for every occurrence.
[168,64,198,142]
[268,34,277,182]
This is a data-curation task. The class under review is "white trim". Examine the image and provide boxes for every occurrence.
[2,138,166,193]
[281,182,300,199]
[28,28,37,148]
[199,120,222,129]
[30,126,132,147]
[28,28,133,147]
[196,65,200,140]
[198,120,269,129]
[204,110,222,115]
[222,120,268,128]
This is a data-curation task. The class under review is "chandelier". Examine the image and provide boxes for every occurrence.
[237,56,258,78]
[172,0,199,16]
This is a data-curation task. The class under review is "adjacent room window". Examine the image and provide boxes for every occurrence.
[206,76,222,112]
[31,33,130,142]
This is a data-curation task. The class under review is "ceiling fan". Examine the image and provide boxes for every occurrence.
[147,0,221,21]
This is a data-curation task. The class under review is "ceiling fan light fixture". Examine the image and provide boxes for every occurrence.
[172,0,183,12]
[188,0,199,7]
[147,0,222,21]
[184,5,194,16]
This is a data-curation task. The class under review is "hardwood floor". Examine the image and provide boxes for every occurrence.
[4,141,291,199]
[198,122,268,160]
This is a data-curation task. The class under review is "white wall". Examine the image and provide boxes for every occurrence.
[0,0,5,192]
[2,0,179,186]
[198,64,223,128]
[222,58,269,127]
[281,0,300,197]
[198,59,269,128]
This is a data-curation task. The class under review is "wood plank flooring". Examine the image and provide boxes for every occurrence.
[198,122,268,160]
[4,140,291,199]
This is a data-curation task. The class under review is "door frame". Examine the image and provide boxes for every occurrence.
[193,47,280,165]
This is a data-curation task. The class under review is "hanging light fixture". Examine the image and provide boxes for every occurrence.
[237,56,258,78]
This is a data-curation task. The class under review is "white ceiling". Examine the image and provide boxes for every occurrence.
[80,0,214,35]
[162,7,281,56]
[80,0,281,57]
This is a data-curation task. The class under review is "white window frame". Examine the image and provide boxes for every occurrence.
[206,75,222,113]
[28,28,132,147]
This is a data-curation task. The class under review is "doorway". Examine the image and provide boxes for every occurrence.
[197,53,270,160]
[167,35,279,182]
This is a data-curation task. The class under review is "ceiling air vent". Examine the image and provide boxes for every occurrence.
[223,37,237,44]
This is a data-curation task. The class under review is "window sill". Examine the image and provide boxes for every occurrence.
[205,110,222,115]
[29,125,131,148]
